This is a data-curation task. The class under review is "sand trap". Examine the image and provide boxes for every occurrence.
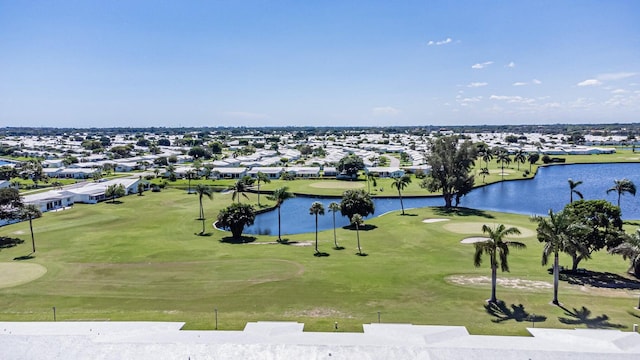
[443,222,536,238]
[422,218,450,223]
[309,181,364,189]
[0,262,47,289]
[447,275,552,290]
[460,237,490,244]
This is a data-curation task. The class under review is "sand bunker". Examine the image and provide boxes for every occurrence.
[447,275,552,290]
[443,222,536,237]
[422,218,450,223]
[460,237,490,244]
[309,181,364,189]
[0,262,47,289]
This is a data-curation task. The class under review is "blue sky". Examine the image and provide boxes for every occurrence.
[1,1,638,128]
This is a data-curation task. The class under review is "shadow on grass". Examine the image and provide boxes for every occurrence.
[356,252,368,257]
[626,310,640,319]
[333,246,345,250]
[106,200,123,205]
[558,305,626,329]
[558,269,640,290]
[220,236,256,244]
[0,237,24,249]
[400,213,418,217]
[195,232,213,237]
[14,253,35,261]
[314,252,330,257]
[624,220,640,226]
[484,301,547,324]
[342,224,378,231]
[432,206,495,219]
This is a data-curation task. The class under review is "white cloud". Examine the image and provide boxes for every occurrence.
[577,79,602,87]
[467,82,488,88]
[532,79,542,85]
[489,95,535,104]
[427,37,453,46]
[512,82,527,86]
[597,72,637,81]
[507,62,515,68]
[471,61,493,69]
[224,111,270,120]
[372,106,400,116]
[612,89,628,94]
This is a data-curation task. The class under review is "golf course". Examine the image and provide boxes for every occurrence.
[1,181,639,336]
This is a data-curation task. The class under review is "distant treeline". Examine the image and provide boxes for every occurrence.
[1,123,639,137]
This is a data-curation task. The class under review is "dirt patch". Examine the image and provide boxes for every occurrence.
[309,181,364,189]
[12,230,25,235]
[443,222,536,238]
[447,275,552,290]
[0,262,47,289]
[460,237,490,244]
[422,218,450,223]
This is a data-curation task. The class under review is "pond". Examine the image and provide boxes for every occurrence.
[243,163,640,236]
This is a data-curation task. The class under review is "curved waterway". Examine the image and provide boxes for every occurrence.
[244,163,640,236]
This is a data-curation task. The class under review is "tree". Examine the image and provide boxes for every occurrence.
[329,202,341,249]
[513,149,526,171]
[473,224,525,303]
[231,179,249,203]
[267,187,295,242]
[340,189,375,223]
[0,188,23,221]
[607,178,636,207]
[367,172,378,194]
[479,168,490,183]
[568,179,583,203]
[255,172,271,207]
[105,183,125,203]
[216,203,256,240]
[564,199,624,271]
[352,214,364,255]
[482,150,493,169]
[391,174,412,215]
[609,228,640,278]
[531,210,586,305]
[21,204,42,253]
[527,153,540,172]
[495,149,511,180]
[186,169,197,194]
[337,154,365,179]
[137,182,144,196]
[421,136,476,208]
[309,202,325,254]
[195,184,213,234]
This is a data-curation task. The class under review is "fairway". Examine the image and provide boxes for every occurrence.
[0,188,638,336]
[0,262,47,288]
[309,181,365,189]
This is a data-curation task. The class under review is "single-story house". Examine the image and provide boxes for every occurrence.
[23,190,75,213]
[286,167,320,178]
[247,167,284,179]
[365,166,405,178]
[322,167,338,177]
[210,167,248,179]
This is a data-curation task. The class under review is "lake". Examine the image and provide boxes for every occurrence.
[243,163,640,236]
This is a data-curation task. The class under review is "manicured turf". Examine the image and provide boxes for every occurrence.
[1,187,639,335]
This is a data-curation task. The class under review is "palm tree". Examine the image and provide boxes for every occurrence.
[195,184,213,234]
[479,168,490,183]
[568,179,583,203]
[473,224,525,303]
[609,228,640,279]
[21,204,42,253]
[309,202,325,254]
[352,214,364,255]
[231,179,249,203]
[255,171,270,207]
[186,169,197,194]
[367,172,377,194]
[495,150,511,180]
[513,149,526,171]
[267,187,295,242]
[527,153,540,172]
[329,202,341,249]
[482,151,493,169]
[391,174,412,215]
[607,179,637,207]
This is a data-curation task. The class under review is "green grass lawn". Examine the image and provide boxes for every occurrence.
[1,187,639,335]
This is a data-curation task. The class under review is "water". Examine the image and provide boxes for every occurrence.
[244,163,640,235]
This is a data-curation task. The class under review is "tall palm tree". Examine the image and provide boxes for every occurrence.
[186,169,197,194]
[367,172,377,194]
[527,152,539,172]
[352,214,364,255]
[391,174,412,215]
[607,178,637,207]
[609,228,640,279]
[473,224,525,303]
[495,150,511,180]
[231,179,249,203]
[21,204,42,253]
[479,168,489,183]
[255,171,270,207]
[530,209,584,305]
[267,187,295,242]
[482,151,493,169]
[309,202,325,254]
[513,149,526,171]
[195,184,213,234]
[329,202,341,249]
[568,178,583,203]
